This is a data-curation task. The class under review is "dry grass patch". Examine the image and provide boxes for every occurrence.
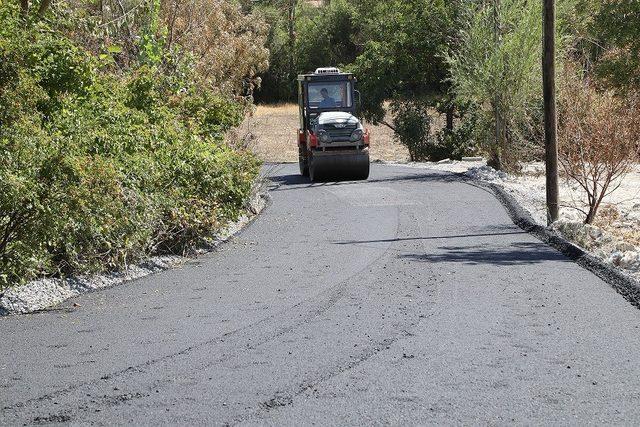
[253,103,299,117]
[243,103,409,163]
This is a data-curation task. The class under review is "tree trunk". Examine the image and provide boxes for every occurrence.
[380,120,396,132]
[446,105,454,131]
[20,0,29,20]
[37,0,52,17]
[491,100,504,171]
[288,0,296,77]
[166,0,181,50]
[585,207,596,224]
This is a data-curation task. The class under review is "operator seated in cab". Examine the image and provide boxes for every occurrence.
[319,88,340,108]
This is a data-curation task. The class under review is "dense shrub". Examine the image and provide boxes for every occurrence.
[0,6,261,290]
[433,112,480,161]
[391,100,478,162]
[558,72,640,224]
[177,90,246,138]
[391,101,433,162]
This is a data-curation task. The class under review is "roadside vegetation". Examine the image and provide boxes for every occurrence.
[249,0,638,223]
[2,0,638,290]
[0,0,268,289]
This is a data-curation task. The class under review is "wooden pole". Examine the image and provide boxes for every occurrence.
[543,0,559,224]
[492,0,503,171]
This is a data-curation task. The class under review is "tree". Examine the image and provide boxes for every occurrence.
[294,0,361,74]
[246,0,303,102]
[160,0,270,95]
[391,101,432,162]
[446,0,545,170]
[592,0,640,92]
[558,73,639,224]
[350,0,455,127]
[338,0,477,161]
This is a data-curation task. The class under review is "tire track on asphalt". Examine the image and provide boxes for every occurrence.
[227,206,441,425]
[2,204,403,424]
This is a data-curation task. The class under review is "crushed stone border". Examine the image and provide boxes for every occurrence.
[462,176,640,309]
[379,161,640,307]
[0,191,271,317]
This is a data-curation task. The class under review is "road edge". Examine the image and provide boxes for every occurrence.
[378,161,640,308]
[467,177,640,308]
[0,191,272,317]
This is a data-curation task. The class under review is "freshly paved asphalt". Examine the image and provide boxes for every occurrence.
[2,163,640,425]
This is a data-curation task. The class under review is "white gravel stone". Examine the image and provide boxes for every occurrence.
[619,251,640,270]
[386,159,640,283]
[0,192,269,316]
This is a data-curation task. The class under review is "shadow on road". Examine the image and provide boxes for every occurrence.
[399,241,568,266]
[269,174,310,186]
[267,170,461,191]
[333,230,527,245]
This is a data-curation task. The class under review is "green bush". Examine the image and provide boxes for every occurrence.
[126,65,160,112]
[0,7,260,290]
[177,90,245,138]
[390,100,479,162]
[391,101,433,162]
[433,113,480,161]
[0,112,56,287]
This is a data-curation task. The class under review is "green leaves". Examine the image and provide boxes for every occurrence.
[592,0,640,91]
[0,6,260,290]
[106,45,123,54]
[445,0,548,169]
[350,0,454,121]
[391,100,433,162]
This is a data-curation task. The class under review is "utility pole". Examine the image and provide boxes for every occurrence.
[492,0,503,171]
[543,0,559,224]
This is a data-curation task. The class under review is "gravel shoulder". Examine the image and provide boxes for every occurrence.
[0,192,269,316]
[394,159,640,284]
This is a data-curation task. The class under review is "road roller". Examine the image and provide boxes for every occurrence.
[297,67,370,181]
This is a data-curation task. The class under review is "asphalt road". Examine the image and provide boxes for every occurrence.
[3,163,640,425]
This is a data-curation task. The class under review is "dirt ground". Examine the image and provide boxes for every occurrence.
[241,103,409,163]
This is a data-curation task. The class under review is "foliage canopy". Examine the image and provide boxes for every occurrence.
[0,0,265,289]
